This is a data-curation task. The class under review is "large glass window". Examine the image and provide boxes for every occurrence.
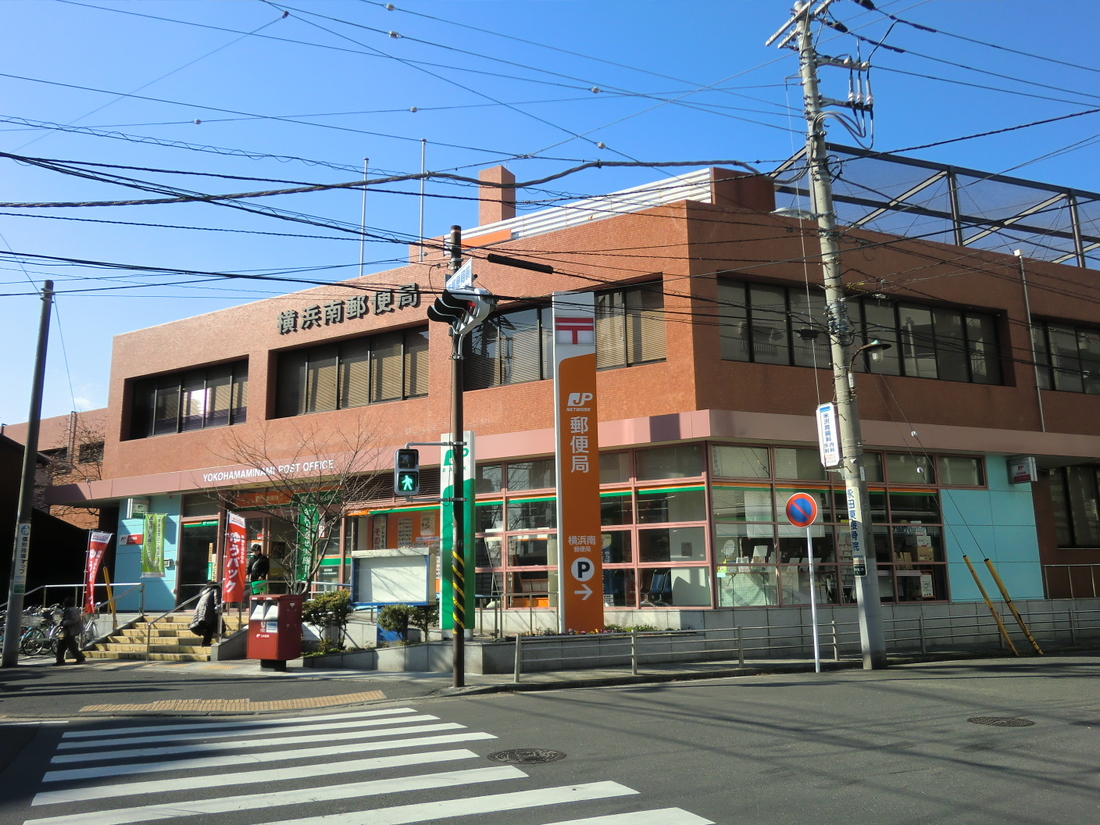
[129,361,248,439]
[275,328,427,417]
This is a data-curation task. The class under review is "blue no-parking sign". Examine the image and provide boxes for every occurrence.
[785,493,819,528]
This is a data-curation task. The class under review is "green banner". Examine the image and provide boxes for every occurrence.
[142,513,166,578]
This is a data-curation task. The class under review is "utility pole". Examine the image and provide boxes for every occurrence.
[2,281,54,668]
[768,0,886,669]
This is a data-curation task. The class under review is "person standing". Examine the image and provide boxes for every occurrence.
[190,581,221,646]
[54,598,86,665]
[248,544,270,595]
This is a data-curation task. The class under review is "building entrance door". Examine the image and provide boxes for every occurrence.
[178,520,218,604]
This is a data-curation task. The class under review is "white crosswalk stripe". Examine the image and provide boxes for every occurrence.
[25,707,714,825]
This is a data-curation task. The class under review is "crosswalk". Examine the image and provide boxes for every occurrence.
[24,707,713,825]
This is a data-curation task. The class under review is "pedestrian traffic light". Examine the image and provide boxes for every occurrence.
[394,448,420,496]
[427,287,496,336]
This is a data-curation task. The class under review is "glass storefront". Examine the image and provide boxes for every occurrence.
[468,443,982,611]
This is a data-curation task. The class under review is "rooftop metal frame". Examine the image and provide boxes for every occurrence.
[771,144,1100,269]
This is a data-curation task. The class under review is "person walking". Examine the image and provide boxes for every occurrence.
[54,598,86,665]
[189,581,221,646]
[247,544,270,595]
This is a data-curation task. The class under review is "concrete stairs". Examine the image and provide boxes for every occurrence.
[85,615,247,662]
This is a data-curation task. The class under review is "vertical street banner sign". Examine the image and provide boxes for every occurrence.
[553,292,604,633]
[439,432,475,631]
[223,511,248,603]
[816,402,841,469]
[83,531,112,613]
[142,513,167,577]
[11,522,31,596]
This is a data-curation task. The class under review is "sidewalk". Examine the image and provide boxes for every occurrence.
[0,645,1029,721]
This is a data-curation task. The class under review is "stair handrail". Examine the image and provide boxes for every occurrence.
[144,591,205,661]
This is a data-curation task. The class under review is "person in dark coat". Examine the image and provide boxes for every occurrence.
[247,544,270,595]
[190,581,221,646]
[54,597,86,665]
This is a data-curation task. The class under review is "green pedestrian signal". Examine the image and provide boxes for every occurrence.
[394,448,420,496]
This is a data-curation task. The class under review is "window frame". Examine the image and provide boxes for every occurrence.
[275,327,428,418]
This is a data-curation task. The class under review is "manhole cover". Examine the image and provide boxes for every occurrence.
[967,716,1035,728]
[487,748,566,765]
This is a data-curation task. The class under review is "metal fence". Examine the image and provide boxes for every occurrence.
[509,603,1100,681]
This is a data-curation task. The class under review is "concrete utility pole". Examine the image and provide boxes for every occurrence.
[769,1,887,669]
[2,281,54,668]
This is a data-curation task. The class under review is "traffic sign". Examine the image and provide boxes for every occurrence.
[785,493,819,528]
[394,448,420,496]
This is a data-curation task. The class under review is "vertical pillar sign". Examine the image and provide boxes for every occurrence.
[439,432,475,632]
[554,292,604,633]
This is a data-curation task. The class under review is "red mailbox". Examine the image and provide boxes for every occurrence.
[246,593,303,670]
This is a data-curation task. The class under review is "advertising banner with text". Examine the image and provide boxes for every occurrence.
[223,511,248,603]
[83,531,113,613]
[553,292,604,632]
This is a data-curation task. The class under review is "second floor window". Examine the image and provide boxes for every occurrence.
[464,306,552,390]
[1032,320,1100,394]
[596,283,665,369]
[276,327,428,417]
[717,279,1002,385]
[129,361,248,439]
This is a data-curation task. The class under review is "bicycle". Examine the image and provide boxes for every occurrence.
[79,609,100,649]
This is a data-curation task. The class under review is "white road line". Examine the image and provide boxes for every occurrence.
[33,748,480,807]
[542,809,715,825]
[24,765,527,825]
[60,707,416,740]
[58,714,440,750]
[260,781,636,825]
[50,721,463,764]
[43,731,496,782]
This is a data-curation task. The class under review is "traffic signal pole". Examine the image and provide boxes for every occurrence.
[447,226,467,688]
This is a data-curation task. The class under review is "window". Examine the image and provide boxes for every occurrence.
[129,361,248,439]
[1032,320,1100,394]
[1050,465,1100,547]
[938,455,984,487]
[275,328,427,417]
[854,297,1002,384]
[77,441,104,464]
[464,306,552,390]
[717,280,830,367]
[596,283,665,368]
[717,279,1002,386]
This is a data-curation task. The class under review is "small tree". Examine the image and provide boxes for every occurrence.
[302,590,354,652]
[212,412,385,594]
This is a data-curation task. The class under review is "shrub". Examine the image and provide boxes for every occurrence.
[302,589,354,648]
[377,604,414,639]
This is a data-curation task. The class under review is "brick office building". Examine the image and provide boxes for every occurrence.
[49,149,1100,617]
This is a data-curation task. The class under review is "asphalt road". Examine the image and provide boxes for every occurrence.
[0,654,1097,825]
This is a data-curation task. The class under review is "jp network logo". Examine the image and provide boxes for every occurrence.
[566,392,593,409]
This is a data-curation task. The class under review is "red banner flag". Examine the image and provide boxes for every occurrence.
[84,531,112,613]
[223,511,248,603]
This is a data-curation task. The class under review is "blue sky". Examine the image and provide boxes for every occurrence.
[2,0,1099,427]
